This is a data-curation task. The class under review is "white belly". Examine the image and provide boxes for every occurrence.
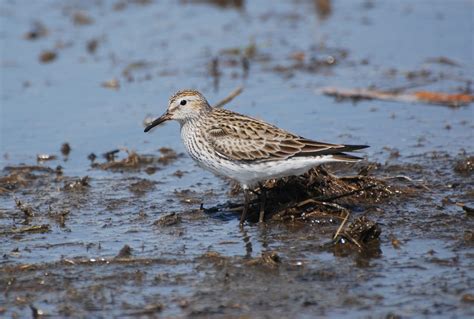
[180,123,340,188]
[215,155,337,187]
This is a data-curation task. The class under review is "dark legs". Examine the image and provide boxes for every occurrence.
[240,184,267,225]
[240,187,250,226]
[258,183,266,223]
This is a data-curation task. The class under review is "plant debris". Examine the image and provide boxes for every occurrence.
[245,251,281,268]
[62,176,90,191]
[15,198,34,217]
[86,38,99,54]
[0,165,55,193]
[232,165,399,223]
[94,150,173,171]
[116,244,133,259]
[453,156,473,176]
[128,179,156,195]
[0,224,50,235]
[153,213,182,227]
[37,154,57,162]
[60,143,71,156]
[333,216,382,248]
[321,87,474,108]
[425,56,460,67]
[157,147,179,165]
[72,11,94,25]
[24,21,48,40]
[101,78,120,89]
[174,189,202,205]
[39,50,57,63]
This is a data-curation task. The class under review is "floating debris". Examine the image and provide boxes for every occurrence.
[461,293,474,303]
[153,213,182,227]
[184,0,244,9]
[30,304,45,318]
[86,38,99,54]
[60,143,71,156]
[245,251,281,268]
[24,21,48,40]
[173,170,185,178]
[320,87,474,108]
[115,244,133,259]
[0,165,55,193]
[128,179,156,195]
[87,153,97,162]
[15,198,34,217]
[174,189,201,205]
[425,56,460,67]
[37,153,57,162]
[315,0,332,20]
[103,149,120,162]
[158,147,179,165]
[453,156,473,176]
[72,11,94,26]
[96,151,157,171]
[144,166,159,175]
[0,224,50,235]
[101,78,120,90]
[62,176,90,191]
[122,60,152,81]
[334,216,382,247]
[456,203,474,216]
[124,304,163,316]
[39,51,57,63]
[47,206,70,227]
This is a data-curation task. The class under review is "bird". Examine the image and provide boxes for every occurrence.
[144,89,368,225]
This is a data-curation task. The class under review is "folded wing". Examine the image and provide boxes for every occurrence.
[204,109,368,162]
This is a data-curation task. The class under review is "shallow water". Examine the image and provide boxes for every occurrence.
[1,0,473,318]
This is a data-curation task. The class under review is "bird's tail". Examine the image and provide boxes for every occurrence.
[330,144,369,162]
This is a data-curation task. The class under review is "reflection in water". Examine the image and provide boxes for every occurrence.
[240,227,253,258]
[257,223,269,251]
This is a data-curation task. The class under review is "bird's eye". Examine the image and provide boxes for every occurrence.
[180,100,187,106]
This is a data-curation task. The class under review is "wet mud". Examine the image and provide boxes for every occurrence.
[1,0,473,318]
[1,152,472,318]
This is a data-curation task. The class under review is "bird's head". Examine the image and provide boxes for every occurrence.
[144,89,211,132]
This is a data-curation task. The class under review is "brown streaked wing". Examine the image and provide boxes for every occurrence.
[204,109,344,162]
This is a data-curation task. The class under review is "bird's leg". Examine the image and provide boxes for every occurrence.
[258,182,266,223]
[240,186,250,226]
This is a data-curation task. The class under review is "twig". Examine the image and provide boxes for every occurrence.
[0,224,50,235]
[213,86,243,108]
[381,175,431,190]
[0,186,12,194]
[333,210,350,240]
[319,86,473,107]
[342,233,363,249]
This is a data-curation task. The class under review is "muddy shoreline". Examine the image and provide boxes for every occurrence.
[1,0,473,318]
[1,151,473,317]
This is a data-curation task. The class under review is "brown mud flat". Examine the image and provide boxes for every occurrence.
[1,151,473,318]
[1,0,473,317]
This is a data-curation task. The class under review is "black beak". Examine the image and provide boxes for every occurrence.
[144,112,171,132]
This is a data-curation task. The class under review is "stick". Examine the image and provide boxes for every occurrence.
[333,210,350,240]
[213,86,243,108]
[319,86,473,107]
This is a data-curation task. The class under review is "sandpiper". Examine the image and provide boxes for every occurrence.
[144,90,368,224]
